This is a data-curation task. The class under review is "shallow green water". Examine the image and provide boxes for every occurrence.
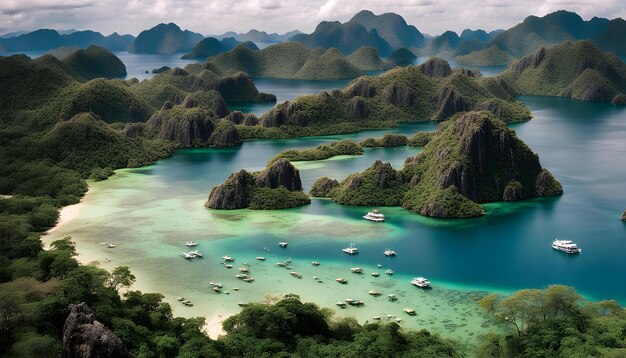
[45,97,626,346]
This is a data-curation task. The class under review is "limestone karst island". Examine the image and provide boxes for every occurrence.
[1,2,626,357]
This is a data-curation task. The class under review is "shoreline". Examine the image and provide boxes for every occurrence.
[47,189,91,235]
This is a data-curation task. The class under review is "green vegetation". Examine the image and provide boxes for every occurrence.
[206,43,387,80]
[248,187,311,210]
[181,37,256,60]
[454,45,515,66]
[498,41,626,102]
[387,48,417,67]
[476,285,626,357]
[268,139,363,165]
[315,112,561,218]
[243,58,530,140]
[407,131,435,146]
[326,160,409,206]
[360,134,408,147]
[206,159,310,210]
[221,295,459,357]
[60,45,127,81]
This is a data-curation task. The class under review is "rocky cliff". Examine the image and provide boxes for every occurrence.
[205,159,309,210]
[314,111,562,218]
[62,303,131,358]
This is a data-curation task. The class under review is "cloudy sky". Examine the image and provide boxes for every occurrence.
[1,0,625,36]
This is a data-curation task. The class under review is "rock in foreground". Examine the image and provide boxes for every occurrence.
[62,303,131,358]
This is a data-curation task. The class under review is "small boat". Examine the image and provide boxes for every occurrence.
[371,272,380,277]
[235,274,247,279]
[387,314,394,319]
[224,264,233,269]
[403,308,416,315]
[373,316,381,320]
[214,283,223,288]
[350,267,363,273]
[185,241,198,247]
[313,276,318,280]
[105,243,116,248]
[336,278,348,284]
[243,277,254,282]
[182,300,192,305]
[256,256,266,261]
[363,209,385,222]
[243,262,250,266]
[279,242,288,248]
[377,264,382,268]
[311,261,320,266]
[177,297,185,301]
[276,262,286,267]
[189,250,203,257]
[212,287,221,292]
[342,244,359,255]
[552,239,582,254]
[368,290,382,296]
[239,267,249,272]
[285,258,292,263]
[384,250,396,257]
[388,294,397,301]
[344,298,354,303]
[233,287,239,291]
[222,256,235,262]
[348,299,364,306]
[336,301,347,308]
[238,302,248,307]
[395,317,402,322]
[290,272,299,277]
[411,277,432,288]
[385,269,394,275]
[182,252,194,259]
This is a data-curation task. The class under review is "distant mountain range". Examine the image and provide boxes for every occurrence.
[0,29,134,52]
[1,9,624,64]
[213,30,302,43]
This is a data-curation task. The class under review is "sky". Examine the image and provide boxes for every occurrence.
[1,0,625,37]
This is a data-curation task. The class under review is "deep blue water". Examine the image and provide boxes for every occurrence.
[133,96,626,303]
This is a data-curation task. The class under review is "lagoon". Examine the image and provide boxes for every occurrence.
[44,96,626,347]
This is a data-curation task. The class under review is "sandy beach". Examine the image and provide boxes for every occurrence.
[46,189,91,235]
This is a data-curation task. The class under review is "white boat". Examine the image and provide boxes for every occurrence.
[388,294,397,301]
[256,256,265,261]
[189,250,203,257]
[222,256,235,262]
[239,267,249,272]
[411,277,432,288]
[373,316,381,320]
[368,290,382,296]
[336,278,348,284]
[552,239,582,254]
[371,272,380,277]
[182,252,194,259]
[350,267,363,273]
[384,250,396,257]
[403,308,416,315]
[185,241,198,247]
[377,264,382,268]
[385,269,394,275]
[336,301,347,307]
[224,264,233,269]
[311,261,320,266]
[363,209,385,222]
[342,244,359,255]
[105,243,116,248]
[279,242,288,247]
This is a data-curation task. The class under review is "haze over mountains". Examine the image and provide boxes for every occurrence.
[1,9,624,68]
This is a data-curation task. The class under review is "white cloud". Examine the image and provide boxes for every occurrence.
[0,0,624,37]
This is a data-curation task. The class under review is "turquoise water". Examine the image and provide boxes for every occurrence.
[44,96,626,346]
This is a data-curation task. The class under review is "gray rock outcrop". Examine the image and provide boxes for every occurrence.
[62,303,131,358]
